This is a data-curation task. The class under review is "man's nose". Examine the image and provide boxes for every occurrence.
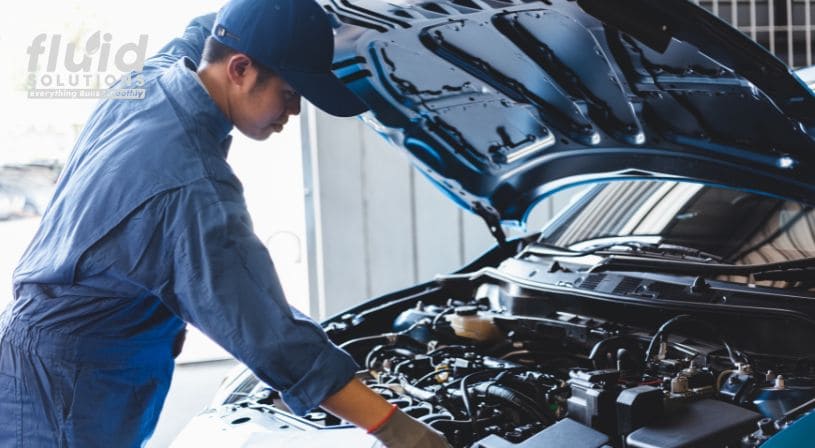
[289,96,302,116]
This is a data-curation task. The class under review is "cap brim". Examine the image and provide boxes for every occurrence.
[280,69,369,118]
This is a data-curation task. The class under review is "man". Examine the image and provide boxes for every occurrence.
[0,0,448,447]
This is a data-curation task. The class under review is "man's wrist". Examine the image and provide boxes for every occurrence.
[320,378,395,429]
[367,403,398,433]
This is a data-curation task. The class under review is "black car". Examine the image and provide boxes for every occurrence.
[172,1,815,446]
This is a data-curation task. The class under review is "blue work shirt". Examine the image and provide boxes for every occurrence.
[0,13,357,447]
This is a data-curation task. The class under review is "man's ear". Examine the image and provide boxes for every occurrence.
[225,54,253,89]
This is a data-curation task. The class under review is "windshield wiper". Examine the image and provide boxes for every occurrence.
[752,266,815,282]
[527,240,722,262]
[589,255,815,281]
[580,241,722,262]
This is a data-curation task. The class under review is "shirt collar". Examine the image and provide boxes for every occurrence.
[159,57,234,148]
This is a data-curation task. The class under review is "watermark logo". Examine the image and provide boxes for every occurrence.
[26,31,148,100]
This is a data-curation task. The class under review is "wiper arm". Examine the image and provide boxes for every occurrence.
[589,255,815,280]
[531,239,813,281]
[583,241,722,262]
[753,267,815,282]
[523,242,584,257]
[589,256,735,276]
[527,240,722,262]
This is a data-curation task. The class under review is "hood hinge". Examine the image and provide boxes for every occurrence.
[474,203,510,251]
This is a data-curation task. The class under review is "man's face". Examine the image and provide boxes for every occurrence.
[231,66,301,141]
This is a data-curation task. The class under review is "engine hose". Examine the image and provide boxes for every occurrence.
[365,345,419,370]
[400,379,437,401]
[402,403,434,417]
[419,412,454,424]
[476,383,552,424]
[429,414,509,443]
[643,314,739,366]
[340,333,423,351]
[429,416,501,431]
[339,334,394,350]
[589,335,643,369]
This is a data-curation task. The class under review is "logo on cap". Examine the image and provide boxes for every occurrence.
[214,25,240,41]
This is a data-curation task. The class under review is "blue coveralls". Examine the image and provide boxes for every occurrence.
[0,14,358,447]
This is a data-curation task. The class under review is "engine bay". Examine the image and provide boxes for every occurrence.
[339,293,815,447]
[208,264,815,448]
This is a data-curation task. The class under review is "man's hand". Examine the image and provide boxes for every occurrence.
[320,378,450,448]
[369,406,449,448]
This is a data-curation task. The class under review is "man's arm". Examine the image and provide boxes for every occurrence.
[158,187,359,416]
[155,182,447,447]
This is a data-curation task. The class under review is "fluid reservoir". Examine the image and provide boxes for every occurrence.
[392,302,442,343]
[445,306,503,342]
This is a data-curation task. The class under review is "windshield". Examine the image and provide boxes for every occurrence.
[541,180,815,267]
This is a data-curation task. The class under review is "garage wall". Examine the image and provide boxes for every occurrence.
[694,0,814,68]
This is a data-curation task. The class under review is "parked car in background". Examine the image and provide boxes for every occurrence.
[0,162,60,221]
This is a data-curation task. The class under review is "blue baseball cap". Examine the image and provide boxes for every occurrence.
[212,0,368,117]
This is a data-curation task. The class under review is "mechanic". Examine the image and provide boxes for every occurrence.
[0,1,447,447]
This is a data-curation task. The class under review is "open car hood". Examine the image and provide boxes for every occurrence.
[320,0,815,226]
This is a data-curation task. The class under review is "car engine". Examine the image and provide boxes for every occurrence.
[342,297,815,447]
[210,274,815,448]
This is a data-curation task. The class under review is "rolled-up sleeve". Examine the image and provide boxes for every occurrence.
[157,183,358,415]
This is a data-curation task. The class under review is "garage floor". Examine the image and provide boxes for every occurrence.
[146,359,239,448]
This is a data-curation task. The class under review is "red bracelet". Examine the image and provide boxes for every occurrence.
[367,403,399,433]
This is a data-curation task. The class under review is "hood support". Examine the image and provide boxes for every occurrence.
[474,203,510,251]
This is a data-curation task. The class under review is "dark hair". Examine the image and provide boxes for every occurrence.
[201,36,277,86]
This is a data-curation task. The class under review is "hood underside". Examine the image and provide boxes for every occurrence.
[320,0,815,224]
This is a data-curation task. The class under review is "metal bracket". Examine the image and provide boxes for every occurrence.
[474,202,509,250]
